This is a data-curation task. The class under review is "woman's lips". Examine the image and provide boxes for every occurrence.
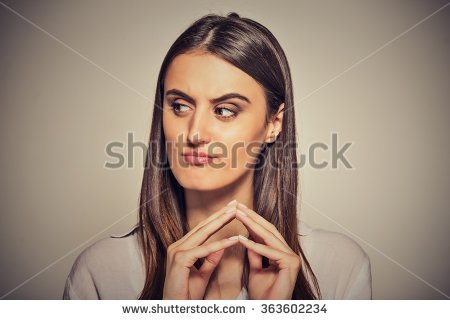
[182,154,215,164]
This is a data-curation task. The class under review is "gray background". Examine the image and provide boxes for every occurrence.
[0,0,449,299]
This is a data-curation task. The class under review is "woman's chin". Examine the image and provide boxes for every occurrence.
[180,181,224,191]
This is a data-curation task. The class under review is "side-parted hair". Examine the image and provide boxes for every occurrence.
[137,12,321,299]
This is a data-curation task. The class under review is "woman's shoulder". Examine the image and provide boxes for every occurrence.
[63,224,144,299]
[297,219,372,299]
[298,219,369,262]
[76,224,140,266]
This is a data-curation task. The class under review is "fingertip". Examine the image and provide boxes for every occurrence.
[225,207,237,215]
[238,235,249,241]
[237,202,248,210]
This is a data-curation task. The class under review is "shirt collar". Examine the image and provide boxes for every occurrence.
[298,219,313,236]
[110,224,139,238]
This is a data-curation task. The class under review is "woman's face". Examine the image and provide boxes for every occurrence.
[162,51,277,191]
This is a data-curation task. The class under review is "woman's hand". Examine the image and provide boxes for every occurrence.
[235,203,301,300]
[163,202,239,300]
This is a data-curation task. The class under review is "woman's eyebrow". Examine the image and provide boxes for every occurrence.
[165,88,251,104]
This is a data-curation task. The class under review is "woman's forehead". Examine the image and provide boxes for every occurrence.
[164,52,265,104]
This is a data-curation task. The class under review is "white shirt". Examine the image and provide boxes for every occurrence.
[62,220,372,299]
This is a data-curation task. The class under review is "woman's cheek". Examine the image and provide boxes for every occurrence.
[223,139,254,171]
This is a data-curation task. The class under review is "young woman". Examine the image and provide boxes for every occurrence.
[63,12,371,300]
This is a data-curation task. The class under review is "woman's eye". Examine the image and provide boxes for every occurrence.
[169,102,238,119]
[215,107,237,119]
[170,102,190,114]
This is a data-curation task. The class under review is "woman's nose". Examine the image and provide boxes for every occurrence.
[187,108,211,146]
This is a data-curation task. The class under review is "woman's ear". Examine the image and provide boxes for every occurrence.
[264,103,285,143]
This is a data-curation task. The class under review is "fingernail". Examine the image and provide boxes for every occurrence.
[236,209,247,217]
[238,235,248,241]
[227,199,237,206]
[237,203,247,209]
[225,207,236,215]
[228,235,239,241]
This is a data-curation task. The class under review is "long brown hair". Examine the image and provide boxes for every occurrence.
[137,12,321,299]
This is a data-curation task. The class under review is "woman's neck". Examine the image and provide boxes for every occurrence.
[185,171,253,240]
